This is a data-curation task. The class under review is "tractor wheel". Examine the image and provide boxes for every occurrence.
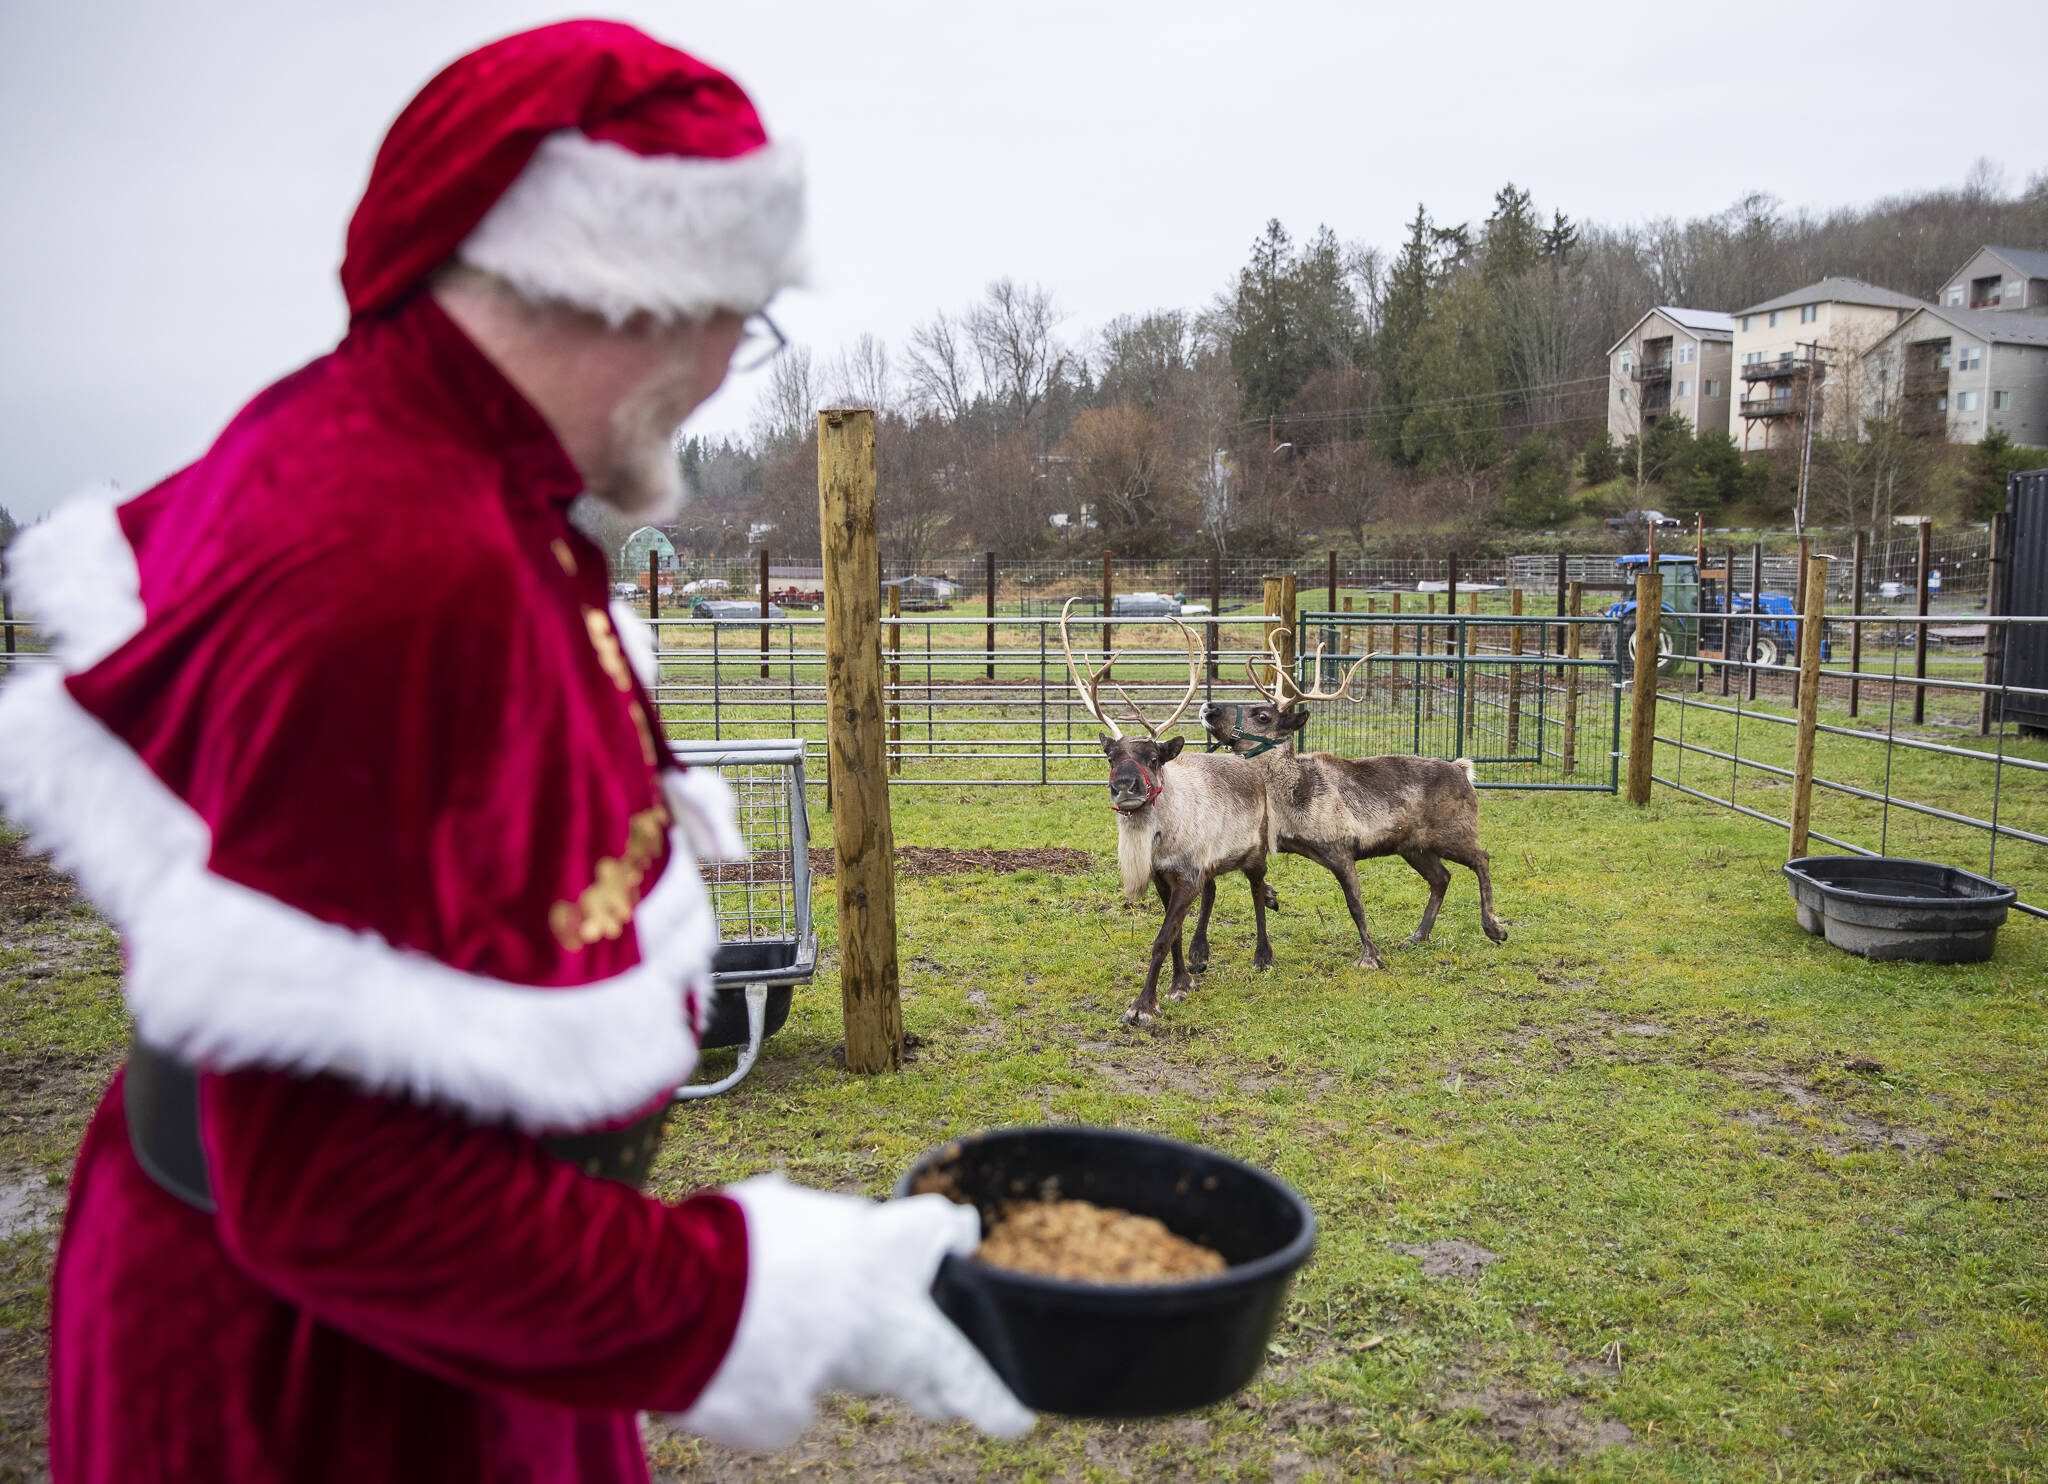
[1751,634,1782,669]
[1625,618,1684,676]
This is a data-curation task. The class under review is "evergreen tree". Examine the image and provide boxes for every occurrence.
[1578,430,1620,485]
[1497,432,1572,527]
[1481,183,1540,287]
[1374,205,1437,445]
[1229,220,1298,420]
[1398,276,1503,497]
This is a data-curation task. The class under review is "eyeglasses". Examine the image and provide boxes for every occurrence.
[733,310,787,373]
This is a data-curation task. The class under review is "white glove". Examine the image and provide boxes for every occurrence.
[678,1174,1034,1450]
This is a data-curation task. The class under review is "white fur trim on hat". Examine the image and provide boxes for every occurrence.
[459,133,806,324]
[0,487,719,1132]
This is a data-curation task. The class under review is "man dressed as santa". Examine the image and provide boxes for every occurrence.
[0,20,1030,1482]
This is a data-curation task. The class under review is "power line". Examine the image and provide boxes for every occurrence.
[1241,373,1610,429]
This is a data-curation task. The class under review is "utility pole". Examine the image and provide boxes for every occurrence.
[1793,342,1834,539]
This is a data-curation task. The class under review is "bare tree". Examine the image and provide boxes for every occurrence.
[904,311,976,422]
[824,333,895,414]
[1306,437,1398,556]
[968,278,1073,427]
[750,344,816,451]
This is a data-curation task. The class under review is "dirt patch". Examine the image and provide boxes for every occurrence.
[1440,1384,1634,1459]
[1391,1239,1500,1279]
[649,1405,1237,1482]
[1729,1074,1942,1155]
[0,1174,60,1241]
[1081,1047,1219,1099]
[0,838,82,922]
[707,846,1093,884]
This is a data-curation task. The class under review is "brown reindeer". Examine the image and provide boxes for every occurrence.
[1198,637,1507,967]
[1059,600,1277,1025]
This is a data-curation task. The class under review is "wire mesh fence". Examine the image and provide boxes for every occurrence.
[1293,614,1623,792]
[647,614,1299,787]
[1643,612,2048,920]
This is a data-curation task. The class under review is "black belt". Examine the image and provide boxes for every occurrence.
[124,1036,672,1213]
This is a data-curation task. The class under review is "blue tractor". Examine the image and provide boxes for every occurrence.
[1599,553,1814,676]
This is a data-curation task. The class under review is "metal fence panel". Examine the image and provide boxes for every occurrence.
[1294,613,1622,792]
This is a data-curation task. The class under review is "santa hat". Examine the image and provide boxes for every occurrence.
[342,19,804,326]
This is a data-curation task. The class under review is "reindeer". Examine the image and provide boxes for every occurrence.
[1059,600,1277,1026]
[1198,637,1507,967]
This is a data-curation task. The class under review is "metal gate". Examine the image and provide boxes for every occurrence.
[1293,612,1623,792]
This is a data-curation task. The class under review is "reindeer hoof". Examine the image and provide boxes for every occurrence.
[1167,987,1190,1002]
[1358,951,1387,970]
[1188,951,1209,975]
[1252,952,1275,972]
[1486,922,1509,944]
[1262,885,1281,911]
[1122,1006,1157,1027]
[1406,931,1431,947]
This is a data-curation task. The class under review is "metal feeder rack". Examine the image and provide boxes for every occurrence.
[671,738,815,1099]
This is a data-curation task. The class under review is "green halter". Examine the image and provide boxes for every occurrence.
[1209,703,1288,756]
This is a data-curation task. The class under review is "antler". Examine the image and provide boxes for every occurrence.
[1245,631,1372,709]
[1110,618,1203,739]
[1057,596,1123,739]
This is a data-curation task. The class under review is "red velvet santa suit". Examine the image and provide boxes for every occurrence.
[0,21,1026,1482]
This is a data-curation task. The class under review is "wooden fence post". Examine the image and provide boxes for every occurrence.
[1746,540,1764,703]
[1562,581,1582,777]
[816,409,902,1074]
[758,547,772,679]
[648,550,661,621]
[984,550,997,681]
[1102,549,1114,660]
[1788,554,1829,860]
[1207,552,1221,681]
[1327,549,1338,613]
[887,585,902,777]
[1982,511,2007,736]
[1912,519,1932,725]
[1260,575,1291,688]
[1625,570,1663,805]
[1390,591,1403,701]
[1281,572,1298,686]
[1848,530,1866,718]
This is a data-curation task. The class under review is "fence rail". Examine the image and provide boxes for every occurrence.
[1640,610,2047,921]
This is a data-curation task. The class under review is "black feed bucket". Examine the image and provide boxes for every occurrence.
[896,1126,1314,1417]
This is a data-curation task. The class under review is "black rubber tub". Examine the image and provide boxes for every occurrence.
[895,1126,1314,1417]
[1784,856,2016,963]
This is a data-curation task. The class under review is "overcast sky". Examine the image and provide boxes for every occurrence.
[3,1,2040,520]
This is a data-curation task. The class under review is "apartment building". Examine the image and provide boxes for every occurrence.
[1865,306,2048,445]
[1933,245,2048,316]
[1728,277,1927,452]
[1606,306,1736,445]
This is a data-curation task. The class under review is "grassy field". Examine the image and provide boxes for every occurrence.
[4,766,2046,1480]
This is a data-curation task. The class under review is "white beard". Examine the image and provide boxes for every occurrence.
[587,376,690,520]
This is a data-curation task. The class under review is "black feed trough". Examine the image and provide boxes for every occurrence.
[1784,856,2016,963]
[897,1126,1314,1418]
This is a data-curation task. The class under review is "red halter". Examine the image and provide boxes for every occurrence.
[1110,761,1163,813]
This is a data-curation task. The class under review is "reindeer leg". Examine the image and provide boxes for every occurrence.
[1445,845,1508,943]
[1400,849,1453,945]
[1187,878,1216,977]
[1307,846,1383,969]
[1129,875,1201,1025]
[1248,865,1275,971]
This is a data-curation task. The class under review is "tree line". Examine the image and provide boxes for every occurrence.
[587,163,2048,567]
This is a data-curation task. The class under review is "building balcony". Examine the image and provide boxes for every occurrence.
[1739,397,1801,420]
[1740,359,1818,383]
[1632,361,1672,383]
[1903,371,1948,396]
